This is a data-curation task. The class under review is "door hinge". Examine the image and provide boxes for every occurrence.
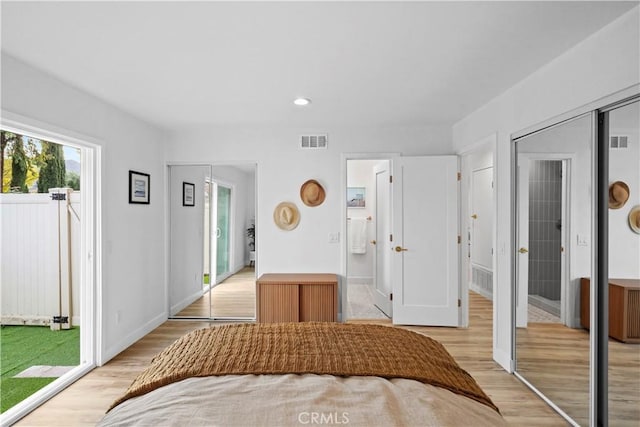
[390,234,393,242]
[458,299,461,307]
[389,175,393,183]
[457,235,461,244]
[457,172,461,181]
[390,293,393,301]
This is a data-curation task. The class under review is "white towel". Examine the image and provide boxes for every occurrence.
[349,218,367,254]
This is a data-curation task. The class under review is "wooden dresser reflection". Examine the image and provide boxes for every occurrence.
[580,277,640,343]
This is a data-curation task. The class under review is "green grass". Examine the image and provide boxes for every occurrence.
[0,325,79,413]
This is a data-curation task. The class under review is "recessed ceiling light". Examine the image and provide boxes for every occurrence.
[293,97,311,106]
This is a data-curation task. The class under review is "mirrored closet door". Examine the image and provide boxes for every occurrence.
[168,164,213,318]
[514,113,593,425]
[168,163,257,320]
[603,99,640,424]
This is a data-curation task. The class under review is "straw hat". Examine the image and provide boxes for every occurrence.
[300,179,326,207]
[629,205,640,234]
[273,202,300,231]
[609,181,630,209]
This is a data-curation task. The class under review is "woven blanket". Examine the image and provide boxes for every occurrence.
[109,322,499,413]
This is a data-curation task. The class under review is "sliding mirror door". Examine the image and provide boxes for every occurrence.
[169,164,212,318]
[514,113,593,425]
[209,164,257,320]
[604,99,640,424]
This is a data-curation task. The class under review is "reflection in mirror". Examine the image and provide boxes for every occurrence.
[169,163,257,320]
[606,100,640,424]
[209,164,257,320]
[515,114,593,425]
[169,164,213,318]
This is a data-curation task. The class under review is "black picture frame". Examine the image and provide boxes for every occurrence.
[183,182,195,207]
[128,170,150,204]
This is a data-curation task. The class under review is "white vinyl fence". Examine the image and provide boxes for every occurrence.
[0,189,80,327]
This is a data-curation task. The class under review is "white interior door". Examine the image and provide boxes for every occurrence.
[516,159,530,328]
[391,156,459,326]
[373,161,392,316]
[471,167,493,270]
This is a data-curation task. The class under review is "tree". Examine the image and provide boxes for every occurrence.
[66,171,80,190]
[38,142,66,193]
[9,138,29,193]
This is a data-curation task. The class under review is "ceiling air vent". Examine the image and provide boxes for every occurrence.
[610,135,629,149]
[300,134,328,150]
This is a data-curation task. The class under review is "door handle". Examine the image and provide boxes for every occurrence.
[370,240,377,245]
[471,214,478,219]
[518,247,528,254]
[394,246,408,252]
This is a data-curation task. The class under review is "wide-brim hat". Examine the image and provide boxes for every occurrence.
[609,181,630,209]
[629,205,640,234]
[273,202,300,231]
[300,179,326,207]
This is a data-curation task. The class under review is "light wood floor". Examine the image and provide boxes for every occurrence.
[517,322,640,426]
[16,291,572,426]
[176,267,256,318]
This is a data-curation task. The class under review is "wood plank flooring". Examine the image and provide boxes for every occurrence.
[516,322,640,426]
[19,291,615,426]
[176,267,256,318]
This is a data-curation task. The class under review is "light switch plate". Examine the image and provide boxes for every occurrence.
[328,232,340,243]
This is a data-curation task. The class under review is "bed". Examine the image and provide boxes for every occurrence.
[98,322,506,426]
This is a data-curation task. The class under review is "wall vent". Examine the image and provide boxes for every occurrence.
[610,135,629,149]
[300,134,328,149]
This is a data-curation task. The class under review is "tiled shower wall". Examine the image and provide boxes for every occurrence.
[528,160,562,301]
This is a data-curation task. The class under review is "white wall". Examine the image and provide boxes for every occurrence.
[211,165,256,271]
[452,7,640,370]
[165,126,452,304]
[1,54,167,363]
[608,104,640,278]
[346,159,378,283]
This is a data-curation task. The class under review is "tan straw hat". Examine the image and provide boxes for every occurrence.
[273,202,300,231]
[300,179,326,207]
[629,205,640,234]
[609,181,630,209]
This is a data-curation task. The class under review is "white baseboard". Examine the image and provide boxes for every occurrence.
[346,276,373,285]
[100,311,167,365]
[170,289,204,316]
[469,283,493,300]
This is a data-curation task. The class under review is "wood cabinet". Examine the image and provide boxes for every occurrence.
[257,273,338,323]
[580,278,640,343]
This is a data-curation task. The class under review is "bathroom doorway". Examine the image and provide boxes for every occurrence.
[345,159,391,319]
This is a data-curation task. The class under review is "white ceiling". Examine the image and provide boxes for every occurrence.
[1,1,636,131]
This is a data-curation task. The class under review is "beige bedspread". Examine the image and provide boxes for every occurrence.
[98,374,507,427]
[108,322,499,414]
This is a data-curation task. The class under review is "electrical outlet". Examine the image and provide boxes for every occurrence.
[328,232,340,243]
[116,310,122,324]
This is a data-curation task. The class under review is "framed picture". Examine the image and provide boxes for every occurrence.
[128,170,150,204]
[183,182,195,207]
[347,187,366,208]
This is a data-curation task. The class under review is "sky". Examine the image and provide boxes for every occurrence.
[18,135,81,163]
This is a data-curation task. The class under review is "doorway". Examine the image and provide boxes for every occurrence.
[345,158,391,320]
[0,120,98,425]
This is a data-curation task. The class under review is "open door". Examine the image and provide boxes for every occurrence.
[391,156,459,326]
[373,161,392,316]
